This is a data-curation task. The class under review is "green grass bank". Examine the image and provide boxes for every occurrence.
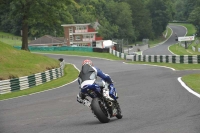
[0,41,60,80]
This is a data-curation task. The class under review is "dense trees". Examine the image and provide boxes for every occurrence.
[188,7,200,36]
[147,0,170,37]
[173,0,200,36]
[125,0,153,40]
[0,0,75,50]
[1,0,198,50]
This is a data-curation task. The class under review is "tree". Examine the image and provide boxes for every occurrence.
[125,0,154,41]
[74,0,136,41]
[183,0,196,20]
[1,0,75,51]
[147,0,170,36]
[188,7,200,36]
[30,7,74,38]
[173,0,186,21]
[103,1,135,41]
[68,2,96,23]
[97,18,119,39]
[164,0,176,21]
[0,0,21,35]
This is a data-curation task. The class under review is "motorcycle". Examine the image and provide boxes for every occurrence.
[78,80,123,123]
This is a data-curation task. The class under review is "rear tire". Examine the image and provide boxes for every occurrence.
[91,98,110,123]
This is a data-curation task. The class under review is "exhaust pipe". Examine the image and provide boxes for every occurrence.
[108,101,113,106]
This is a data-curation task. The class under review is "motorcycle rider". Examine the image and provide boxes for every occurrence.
[76,59,118,107]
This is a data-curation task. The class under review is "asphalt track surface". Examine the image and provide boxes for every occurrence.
[143,24,187,55]
[1,26,200,133]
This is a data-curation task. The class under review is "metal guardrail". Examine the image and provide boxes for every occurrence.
[110,49,200,64]
[0,60,65,94]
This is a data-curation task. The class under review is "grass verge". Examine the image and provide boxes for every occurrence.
[0,32,22,46]
[0,41,60,80]
[0,64,79,100]
[182,74,200,94]
[169,43,200,55]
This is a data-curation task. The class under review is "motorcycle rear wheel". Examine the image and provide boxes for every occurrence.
[91,98,110,123]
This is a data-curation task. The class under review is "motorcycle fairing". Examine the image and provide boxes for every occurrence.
[81,84,101,98]
[109,84,118,100]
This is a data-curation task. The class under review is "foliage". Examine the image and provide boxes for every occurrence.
[0,0,75,50]
[125,0,154,40]
[173,0,200,22]
[188,7,200,36]
[103,1,135,41]
[1,0,198,49]
[147,0,171,37]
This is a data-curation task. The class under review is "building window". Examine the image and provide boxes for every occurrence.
[76,26,87,30]
[84,34,93,39]
[75,36,81,40]
[69,27,73,33]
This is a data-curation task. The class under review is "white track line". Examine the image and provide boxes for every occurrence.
[178,77,200,98]
[123,62,200,98]
[123,62,176,71]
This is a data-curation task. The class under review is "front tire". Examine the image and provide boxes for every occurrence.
[91,98,110,123]
[115,102,123,119]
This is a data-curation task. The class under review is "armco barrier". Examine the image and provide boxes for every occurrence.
[0,61,65,94]
[110,49,200,64]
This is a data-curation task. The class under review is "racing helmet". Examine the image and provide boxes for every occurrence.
[82,59,93,66]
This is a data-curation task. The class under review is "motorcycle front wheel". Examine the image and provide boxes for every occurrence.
[116,105,123,119]
[91,98,110,123]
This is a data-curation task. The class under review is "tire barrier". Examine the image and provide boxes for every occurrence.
[0,60,65,94]
[109,48,126,59]
[93,48,109,53]
[110,49,200,64]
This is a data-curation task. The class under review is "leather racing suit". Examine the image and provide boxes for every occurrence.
[77,64,118,106]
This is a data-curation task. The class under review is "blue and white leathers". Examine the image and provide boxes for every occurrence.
[78,64,118,100]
